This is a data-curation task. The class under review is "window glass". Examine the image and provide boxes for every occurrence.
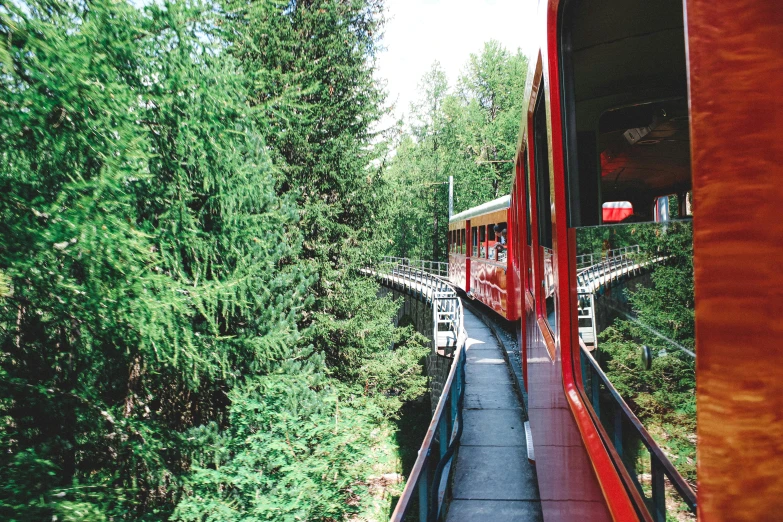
[487,224,496,260]
[534,93,553,250]
[524,150,533,247]
[560,0,697,512]
[533,87,556,333]
[471,227,478,257]
[479,226,486,259]
[602,201,633,223]
[495,222,508,264]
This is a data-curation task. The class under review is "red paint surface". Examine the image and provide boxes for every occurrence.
[448,253,468,290]
[469,258,509,318]
[686,1,783,519]
[545,1,640,518]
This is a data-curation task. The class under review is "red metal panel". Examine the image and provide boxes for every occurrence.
[470,259,509,318]
[686,1,783,520]
[530,1,641,519]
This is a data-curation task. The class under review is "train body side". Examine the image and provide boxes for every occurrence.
[448,198,518,321]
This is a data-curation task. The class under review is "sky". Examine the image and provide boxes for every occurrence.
[376,0,537,126]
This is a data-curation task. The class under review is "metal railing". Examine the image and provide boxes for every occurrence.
[576,252,595,270]
[576,245,643,293]
[376,257,459,354]
[370,257,468,521]
[382,257,449,279]
[579,341,697,521]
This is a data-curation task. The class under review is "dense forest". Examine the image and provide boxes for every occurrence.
[0,0,698,520]
[380,42,527,262]
[0,1,428,520]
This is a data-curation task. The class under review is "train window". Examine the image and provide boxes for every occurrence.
[471,227,478,257]
[602,201,633,223]
[479,226,486,259]
[487,225,496,260]
[496,222,508,264]
[533,83,556,334]
[522,149,533,291]
[533,91,552,249]
[461,229,466,254]
[560,0,697,513]
[524,150,532,247]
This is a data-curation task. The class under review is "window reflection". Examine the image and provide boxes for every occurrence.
[575,221,695,485]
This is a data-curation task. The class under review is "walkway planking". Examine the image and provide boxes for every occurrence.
[445,309,543,522]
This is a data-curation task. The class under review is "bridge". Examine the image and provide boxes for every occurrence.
[366,258,542,522]
[366,251,697,522]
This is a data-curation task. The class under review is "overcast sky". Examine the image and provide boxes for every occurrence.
[376,0,537,126]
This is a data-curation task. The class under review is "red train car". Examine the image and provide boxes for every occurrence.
[448,0,783,520]
[447,196,518,320]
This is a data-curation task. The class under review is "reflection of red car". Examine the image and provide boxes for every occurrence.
[602,201,633,222]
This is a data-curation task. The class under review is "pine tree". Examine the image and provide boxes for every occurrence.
[0,1,306,518]
[221,0,426,410]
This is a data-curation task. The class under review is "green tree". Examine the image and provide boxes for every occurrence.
[222,0,426,410]
[597,221,696,482]
[383,42,527,261]
[0,1,306,518]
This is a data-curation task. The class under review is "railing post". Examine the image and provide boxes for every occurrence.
[613,403,624,458]
[591,363,601,417]
[651,458,666,522]
[438,415,448,459]
[418,454,429,522]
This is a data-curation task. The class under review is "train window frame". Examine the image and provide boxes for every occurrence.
[479,226,486,259]
[471,227,478,258]
[496,221,508,264]
[532,79,557,338]
[523,148,534,294]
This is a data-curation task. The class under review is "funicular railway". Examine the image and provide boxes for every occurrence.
[369,0,783,521]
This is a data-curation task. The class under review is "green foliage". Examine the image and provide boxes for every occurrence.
[383,42,528,260]
[595,221,696,482]
[173,366,378,522]
[0,0,306,518]
[221,0,425,417]
[1,0,429,520]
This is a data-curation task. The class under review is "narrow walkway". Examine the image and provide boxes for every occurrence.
[446,309,543,522]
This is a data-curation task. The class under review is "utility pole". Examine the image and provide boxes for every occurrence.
[448,175,454,220]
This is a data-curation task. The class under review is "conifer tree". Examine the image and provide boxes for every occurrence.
[0,1,306,517]
[383,42,527,260]
[221,0,426,406]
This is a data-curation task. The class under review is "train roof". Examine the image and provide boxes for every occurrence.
[449,195,511,223]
